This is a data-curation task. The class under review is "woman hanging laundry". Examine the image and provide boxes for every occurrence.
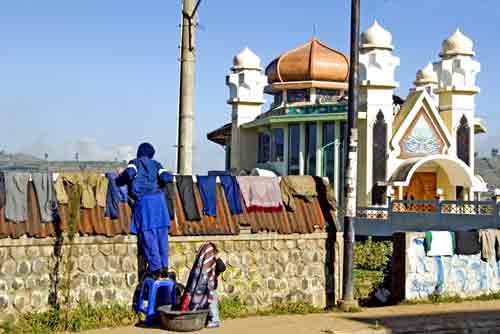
[116,142,173,280]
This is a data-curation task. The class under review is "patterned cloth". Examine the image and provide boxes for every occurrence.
[236,176,282,212]
[180,242,217,311]
[280,176,317,211]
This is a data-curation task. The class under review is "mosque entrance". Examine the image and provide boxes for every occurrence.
[402,172,437,212]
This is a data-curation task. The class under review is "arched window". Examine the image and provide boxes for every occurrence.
[457,115,470,166]
[372,111,387,204]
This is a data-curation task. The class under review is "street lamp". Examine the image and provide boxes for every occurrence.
[339,0,360,311]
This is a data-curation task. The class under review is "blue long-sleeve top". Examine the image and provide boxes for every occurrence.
[116,157,173,201]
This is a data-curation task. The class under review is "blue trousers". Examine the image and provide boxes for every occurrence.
[139,227,169,272]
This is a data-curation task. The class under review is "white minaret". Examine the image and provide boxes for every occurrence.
[358,21,400,206]
[226,47,267,172]
[436,29,480,171]
[414,62,439,103]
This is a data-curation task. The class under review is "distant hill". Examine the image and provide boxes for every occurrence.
[0,150,124,172]
[0,151,41,162]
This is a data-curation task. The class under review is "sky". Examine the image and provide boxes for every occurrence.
[0,1,499,173]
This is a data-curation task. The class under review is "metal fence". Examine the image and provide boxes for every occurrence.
[355,199,500,237]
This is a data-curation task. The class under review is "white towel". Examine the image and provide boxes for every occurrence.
[426,231,454,256]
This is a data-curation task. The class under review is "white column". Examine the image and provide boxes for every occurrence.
[316,121,323,176]
[334,122,341,203]
[299,123,306,175]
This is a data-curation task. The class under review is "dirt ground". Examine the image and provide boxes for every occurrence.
[83,299,500,334]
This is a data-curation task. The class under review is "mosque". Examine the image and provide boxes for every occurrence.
[207,21,488,208]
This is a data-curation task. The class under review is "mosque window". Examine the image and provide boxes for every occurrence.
[273,93,283,107]
[257,132,271,163]
[288,124,300,175]
[316,89,341,104]
[305,123,317,175]
[271,128,284,162]
[457,116,470,166]
[287,89,310,103]
[372,111,387,205]
[401,112,442,156]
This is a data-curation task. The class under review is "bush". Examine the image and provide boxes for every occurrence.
[354,238,392,271]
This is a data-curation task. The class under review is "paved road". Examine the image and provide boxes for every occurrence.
[84,299,500,334]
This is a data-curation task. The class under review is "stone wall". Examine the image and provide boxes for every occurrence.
[393,232,500,301]
[0,232,343,320]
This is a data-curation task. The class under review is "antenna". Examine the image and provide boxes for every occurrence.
[313,24,318,38]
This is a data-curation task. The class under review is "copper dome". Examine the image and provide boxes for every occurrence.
[265,38,349,84]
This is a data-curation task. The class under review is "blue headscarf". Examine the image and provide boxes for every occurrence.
[137,142,155,159]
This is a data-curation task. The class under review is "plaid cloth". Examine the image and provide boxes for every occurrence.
[180,242,217,311]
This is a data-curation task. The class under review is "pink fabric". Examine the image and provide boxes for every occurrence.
[236,176,283,211]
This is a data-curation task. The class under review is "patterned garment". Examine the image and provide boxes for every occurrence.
[180,243,217,311]
[236,176,283,212]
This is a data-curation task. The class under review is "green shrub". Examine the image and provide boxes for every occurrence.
[354,238,392,271]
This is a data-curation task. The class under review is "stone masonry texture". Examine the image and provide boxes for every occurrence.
[0,232,343,321]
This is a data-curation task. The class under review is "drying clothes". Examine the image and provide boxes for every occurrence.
[105,172,122,220]
[176,175,201,221]
[236,176,283,212]
[95,175,109,208]
[180,242,217,311]
[280,176,318,211]
[0,171,5,209]
[313,177,337,210]
[197,176,217,217]
[479,229,500,262]
[219,175,243,215]
[4,172,30,222]
[54,174,69,204]
[424,231,455,256]
[455,230,481,255]
[138,226,169,273]
[31,172,56,223]
[163,182,177,220]
[54,172,99,208]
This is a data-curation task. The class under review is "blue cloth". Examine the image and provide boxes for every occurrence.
[105,172,122,219]
[208,291,220,326]
[219,175,243,215]
[131,192,170,234]
[197,176,217,217]
[139,226,169,272]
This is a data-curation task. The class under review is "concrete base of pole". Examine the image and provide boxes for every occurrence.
[338,299,360,312]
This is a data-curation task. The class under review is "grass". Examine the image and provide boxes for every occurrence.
[400,291,500,305]
[219,297,328,320]
[1,298,329,333]
[1,303,138,334]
